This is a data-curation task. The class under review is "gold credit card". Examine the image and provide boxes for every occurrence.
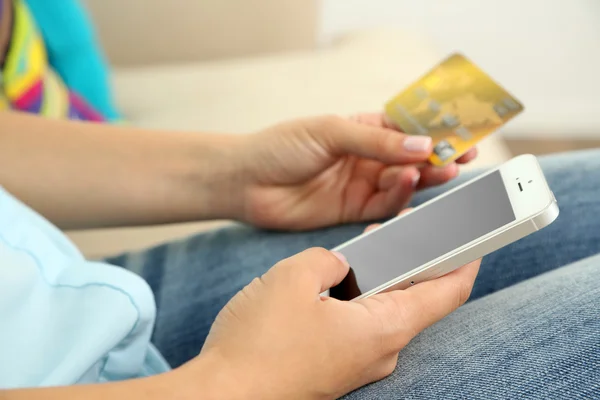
[385,53,524,166]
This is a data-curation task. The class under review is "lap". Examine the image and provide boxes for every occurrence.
[345,253,600,399]
[106,149,600,369]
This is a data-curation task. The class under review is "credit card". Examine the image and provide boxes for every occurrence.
[385,53,524,166]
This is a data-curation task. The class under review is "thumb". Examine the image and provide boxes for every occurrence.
[268,248,350,296]
[313,116,433,165]
[358,260,480,350]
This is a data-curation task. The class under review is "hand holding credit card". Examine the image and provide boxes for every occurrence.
[385,53,524,166]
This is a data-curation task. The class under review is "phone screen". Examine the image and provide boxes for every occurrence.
[331,170,516,300]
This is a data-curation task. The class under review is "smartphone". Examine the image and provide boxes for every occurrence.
[328,154,559,301]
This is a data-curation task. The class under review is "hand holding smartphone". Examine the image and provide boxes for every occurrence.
[328,155,559,301]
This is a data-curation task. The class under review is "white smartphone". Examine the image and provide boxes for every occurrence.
[328,154,559,301]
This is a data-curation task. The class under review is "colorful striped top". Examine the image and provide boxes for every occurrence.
[0,0,106,121]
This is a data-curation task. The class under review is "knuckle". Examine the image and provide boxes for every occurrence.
[306,115,345,150]
[285,247,333,277]
[307,246,331,256]
[272,257,292,272]
[249,276,263,287]
[382,355,399,377]
[454,280,474,309]
[271,258,310,291]
[367,295,415,352]
[238,277,264,301]
[375,131,397,156]
[371,355,399,382]
[318,114,344,130]
[307,247,339,265]
[270,257,298,282]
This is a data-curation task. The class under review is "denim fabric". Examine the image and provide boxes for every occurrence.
[345,252,600,399]
[107,149,600,399]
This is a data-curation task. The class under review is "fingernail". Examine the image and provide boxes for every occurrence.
[404,136,432,152]
[411,171,421,187]
[332,251,349,267]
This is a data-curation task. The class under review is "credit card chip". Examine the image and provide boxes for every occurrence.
[455,126,473,141]
[441,114,459,128]
[433,140,457,161]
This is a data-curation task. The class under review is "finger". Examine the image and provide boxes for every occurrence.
[360,168,417,221]
[349,113,389,128]
[354,159,386,188]
[364,223,380,233]
[272,248,350,295]
[349,114,475,164]
[363,260,481,345]
[397,207,414,217]
[417,163,459,189]
[349,112,406,133]
[363,208,414,233]
[315,116,432,165]
[401,260,481,332]
[378,166,420,191]
[382,115,403,131]
[456,148,478,164]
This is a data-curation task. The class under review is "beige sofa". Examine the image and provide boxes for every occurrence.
[69,0,512,259]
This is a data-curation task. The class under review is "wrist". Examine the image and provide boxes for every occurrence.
[170,133,248,222]
[175,350,293,400]
[175,352,253,400]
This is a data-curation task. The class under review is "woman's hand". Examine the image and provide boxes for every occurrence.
[236,113,476,230]
[182,248,480,400]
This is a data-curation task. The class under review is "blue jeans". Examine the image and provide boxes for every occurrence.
[107,149,600,399]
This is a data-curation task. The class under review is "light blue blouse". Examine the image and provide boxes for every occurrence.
[0,187,169,388]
